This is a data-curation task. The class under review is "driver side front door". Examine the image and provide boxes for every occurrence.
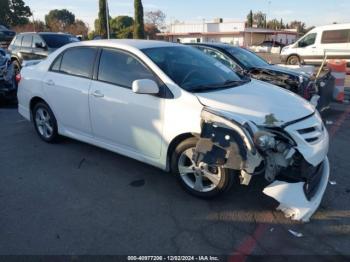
[89,48,164,159]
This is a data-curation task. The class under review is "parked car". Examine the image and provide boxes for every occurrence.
[18,40,330,221]
[0,25,16,48]
[249,40,285,53]
[8,32,80,74]
[0,48,16,102]
[189,43,334,111]
[281,23,350,65]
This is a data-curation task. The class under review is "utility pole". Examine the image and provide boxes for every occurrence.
[32,10,36,32]
[106,0,110,39]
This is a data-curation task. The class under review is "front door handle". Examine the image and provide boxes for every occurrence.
[45,79,55,86]
[92,90,104,98]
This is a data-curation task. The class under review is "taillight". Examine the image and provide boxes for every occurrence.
[15,73,21,84]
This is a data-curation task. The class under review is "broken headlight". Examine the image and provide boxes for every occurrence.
[254,131,276,150]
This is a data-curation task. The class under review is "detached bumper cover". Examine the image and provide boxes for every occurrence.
[263,157,330,222]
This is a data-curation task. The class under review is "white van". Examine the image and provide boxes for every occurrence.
[281,23,350,65]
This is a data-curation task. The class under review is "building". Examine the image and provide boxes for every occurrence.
[158,19,298,46]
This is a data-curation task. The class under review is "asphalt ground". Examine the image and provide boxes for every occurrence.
[0,99,350,259]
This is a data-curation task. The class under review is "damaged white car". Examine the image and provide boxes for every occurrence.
[18,40,329,222]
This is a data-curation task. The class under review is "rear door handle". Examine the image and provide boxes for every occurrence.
[45,79,55,86]
[92,90,104,98]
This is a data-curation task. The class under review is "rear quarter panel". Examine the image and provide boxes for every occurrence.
[17,65,48,121]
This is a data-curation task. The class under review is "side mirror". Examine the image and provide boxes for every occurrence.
[132,79,159,95]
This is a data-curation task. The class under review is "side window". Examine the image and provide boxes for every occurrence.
[50,55,62,72]
[21,34,33,48]
[202,47,240,71]
[298,33,316,48]
[98,48,157,88]
[32,35,45,48]
[60,47,97,78]
[13,36,23,47]
[321,30,350,44]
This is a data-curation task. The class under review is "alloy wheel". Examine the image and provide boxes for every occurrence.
[177,147,222,193]
[35,107,54,139]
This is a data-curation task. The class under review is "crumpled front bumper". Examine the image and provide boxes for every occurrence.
[263,157,329,222]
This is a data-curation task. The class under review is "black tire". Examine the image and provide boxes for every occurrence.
[287,55,301,65]
[171,137,235,198]
[12,59,21,75]
[32,102,59,143]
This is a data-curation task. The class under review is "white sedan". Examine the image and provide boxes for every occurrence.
[18,40,330,221]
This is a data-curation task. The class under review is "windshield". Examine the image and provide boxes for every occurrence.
[39,34,79,48]
[0,25,8,30]
[142,46,247,92]
[227,47,269,69]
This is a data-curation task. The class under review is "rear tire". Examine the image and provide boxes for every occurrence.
[171,137,235,198]
[32,102,59,143]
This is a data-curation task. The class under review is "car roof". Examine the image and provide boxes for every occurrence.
[16,32,74,36]
[186,42,241,51]
[67,39,179,50]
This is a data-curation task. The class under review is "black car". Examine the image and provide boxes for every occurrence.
[188,43,334,111]
[0,48,16,102]
[259,40,285,48]
[0,25,16,48]
[8,32,79,73]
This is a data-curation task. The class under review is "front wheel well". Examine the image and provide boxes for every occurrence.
[166,133,196,172]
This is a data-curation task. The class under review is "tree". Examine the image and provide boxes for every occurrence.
[246,10,253,27]
[145,10,166,31]
[134,0,145,39]
[12,20,46,32]
[65,20,89,37]
[267,19,280,30]
[144,23,160,39]
[45,9,75,32]
[98,0,109,38]
[110,16,134,39]
[0,0,31,27]
[253,12,267,28]
[289,20,307,34]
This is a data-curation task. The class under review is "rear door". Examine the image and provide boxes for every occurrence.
[32,34,49,60]
[20,34,34,61]
[43,46,98,136]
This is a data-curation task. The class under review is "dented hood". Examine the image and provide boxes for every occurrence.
[195,79,315,127]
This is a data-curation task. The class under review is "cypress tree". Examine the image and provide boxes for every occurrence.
[98,0,108,38]
[134,0,145,39]
[247,10,253,28]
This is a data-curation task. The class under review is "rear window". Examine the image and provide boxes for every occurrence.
[321,29,350,44]
[59,47,97,78]
[39,34,79,48]
[21,34,32,48]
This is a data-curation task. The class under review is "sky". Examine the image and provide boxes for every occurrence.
[25,0,350,31]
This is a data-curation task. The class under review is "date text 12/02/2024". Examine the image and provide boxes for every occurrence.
[127,256,220,261]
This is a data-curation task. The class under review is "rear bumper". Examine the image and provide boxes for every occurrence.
[0,80,17,100]
[263,157,329,222]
